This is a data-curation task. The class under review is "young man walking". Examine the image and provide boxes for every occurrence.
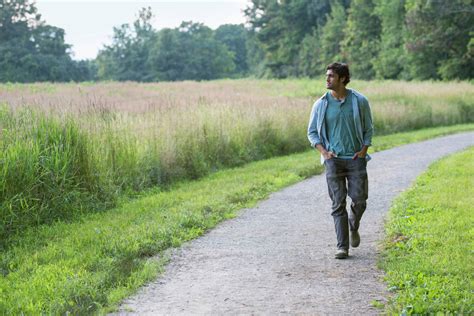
[307,62,374,259]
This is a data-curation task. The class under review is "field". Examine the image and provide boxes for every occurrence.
[0,79,473,314]
[1,79,473,243]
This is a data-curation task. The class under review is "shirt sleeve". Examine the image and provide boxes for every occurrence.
[307,101,321,148]
[361,97,374,147]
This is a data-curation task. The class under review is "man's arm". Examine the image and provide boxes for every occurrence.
[307,101,322,147]
[308,100,336,161]
[352,98,374,160]
[362,98,374,147]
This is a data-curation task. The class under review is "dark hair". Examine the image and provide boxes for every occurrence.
[326,62,350,85]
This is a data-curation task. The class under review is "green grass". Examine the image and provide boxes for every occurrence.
[380,146,474,314]
[367,124,474,152]
[0,125,473,314]
[0,109,115,243]
[1,79,473,241]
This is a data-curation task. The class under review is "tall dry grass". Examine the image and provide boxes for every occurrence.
[0,79,472,243]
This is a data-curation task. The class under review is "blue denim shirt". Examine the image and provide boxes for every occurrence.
[307,89,374,164]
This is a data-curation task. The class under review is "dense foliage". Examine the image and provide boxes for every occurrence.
[0,0,95,82]
[246,0,473,80]
[95,7,249,81]
[1,0,473,81]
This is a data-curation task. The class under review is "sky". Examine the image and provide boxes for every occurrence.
[35,0,249,60]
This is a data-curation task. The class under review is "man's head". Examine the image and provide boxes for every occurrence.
[326,62,350,90]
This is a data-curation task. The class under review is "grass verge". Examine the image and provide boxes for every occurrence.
[380,146,473,314]
[1,124,473,314]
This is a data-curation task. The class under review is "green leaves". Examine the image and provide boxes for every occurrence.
[246,0,473,80]
[0,0,94,82]
[97,15,240,82]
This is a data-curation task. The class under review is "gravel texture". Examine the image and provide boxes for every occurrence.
[114,132,474,315]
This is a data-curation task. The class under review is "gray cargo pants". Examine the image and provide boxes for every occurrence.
[324,157,368,250]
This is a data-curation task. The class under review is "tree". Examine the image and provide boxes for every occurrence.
[96,7,156,81]
[403,0,474,80]
[0,0,93,82]
[319,0,348,70]
[245,0,287,77]
[245,28,266,77]
[297,28,323,77]
[341,0,381,79]
[372,0,406,79]
[148,22,235,81]
[96,9,236,82]
[215,24,249,76]
[245,0,332,78]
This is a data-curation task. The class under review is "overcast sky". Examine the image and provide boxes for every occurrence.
[36,0,249,60]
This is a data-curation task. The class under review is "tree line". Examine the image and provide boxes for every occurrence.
[246,0,473,80]
[95,8,251,81]
[0,0,95,82]
[0,0,472,82]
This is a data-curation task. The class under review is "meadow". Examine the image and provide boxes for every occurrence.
[0,79,473,243]
[0,79,473,314]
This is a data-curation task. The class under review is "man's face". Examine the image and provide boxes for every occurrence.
[326,69,345,90]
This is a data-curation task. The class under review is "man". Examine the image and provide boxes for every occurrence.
[307,62,373,259]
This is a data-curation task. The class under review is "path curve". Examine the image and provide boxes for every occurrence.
[115,132,474,315]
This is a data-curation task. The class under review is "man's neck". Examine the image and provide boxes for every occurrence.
[330,87,348,101]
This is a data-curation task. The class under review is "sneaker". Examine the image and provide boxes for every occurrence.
[335,248,348,259]
[350,230,360,248]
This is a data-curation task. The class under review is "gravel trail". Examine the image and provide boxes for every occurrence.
[115,132,474,315]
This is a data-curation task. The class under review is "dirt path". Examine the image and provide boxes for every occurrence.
[114,132,474,315]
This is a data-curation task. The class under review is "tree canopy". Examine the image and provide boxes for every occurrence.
[245,0,473,80]
[95,8,243,81]
[1,0,472,82]
[0,0,94,82]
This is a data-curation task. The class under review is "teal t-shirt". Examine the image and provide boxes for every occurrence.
[324,90,362,158]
